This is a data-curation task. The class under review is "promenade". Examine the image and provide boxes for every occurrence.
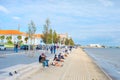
[21,48,111,80]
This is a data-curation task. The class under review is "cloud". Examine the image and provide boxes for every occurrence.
[0,5,9,13]
[98,0,114,7]
[0,0,119,46]
[12,16,21,20]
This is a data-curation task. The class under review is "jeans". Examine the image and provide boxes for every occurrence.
[42,60,49,67]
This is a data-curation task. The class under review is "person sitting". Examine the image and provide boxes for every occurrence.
[58,53,64,62]
[64,53,68,57]
[51,60,63,67]
[54,54,60,61]
[39,53,49,67]
[61,53,65,59]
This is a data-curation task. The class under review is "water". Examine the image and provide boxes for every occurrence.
[84,48,120,80]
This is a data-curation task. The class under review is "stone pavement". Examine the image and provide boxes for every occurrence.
[21,48,111,80]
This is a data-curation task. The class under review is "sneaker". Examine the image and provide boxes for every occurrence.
[9,72,13,76]
[14,71,17,74]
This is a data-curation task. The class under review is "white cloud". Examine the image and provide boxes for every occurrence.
[0,5,9,13]
[98,0,114,7]
[12,16,21,20]
[1,0,119,45]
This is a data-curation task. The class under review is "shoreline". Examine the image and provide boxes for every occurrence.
[20,48,112,80]
[83,48,120,80]
[82,49,113,80]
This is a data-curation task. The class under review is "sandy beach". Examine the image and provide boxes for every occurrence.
[20,48,111,80]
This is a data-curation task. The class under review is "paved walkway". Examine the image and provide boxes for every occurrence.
[21,48,111,80]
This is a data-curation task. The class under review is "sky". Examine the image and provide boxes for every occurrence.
[0,0,120,46]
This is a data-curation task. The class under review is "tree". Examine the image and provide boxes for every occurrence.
[0,36,2,44]
[65,38,69,45]
[17,35,22,41]
[56,36,60,44]
[17,35,23,45]
[27,20,36,45]
[19,40,23,45]
[69,38,74,45]
[24,37,28,44]
[0,35,5,44]
[41,18,50,44]
[6,36,13,44]
[65,37,74,46]
[48,28,53,44]
[6,36,12,41]
[53,30,58,44]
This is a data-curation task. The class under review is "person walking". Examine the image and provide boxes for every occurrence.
[53,45,56,54]
[15,43,18,53]
[50,46,53,54]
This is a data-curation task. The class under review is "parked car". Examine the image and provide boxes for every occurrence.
[20,45,34,50]
[20,45,28,50]
[36,45,42,50]
[0,45,6,50]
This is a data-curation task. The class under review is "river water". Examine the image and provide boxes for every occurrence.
[84,48,120,80]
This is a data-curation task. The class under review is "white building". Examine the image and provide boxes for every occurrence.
[0,30,41,45]
[0,30,69,45]
[89,44,102,48]
[58,33,68,45]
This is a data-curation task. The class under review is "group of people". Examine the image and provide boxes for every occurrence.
[51,53,66,67]
[39,45,73,68]
[50,45,57,54]
[39,51,69,68]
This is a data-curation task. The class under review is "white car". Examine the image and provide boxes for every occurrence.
[0,45,6,50]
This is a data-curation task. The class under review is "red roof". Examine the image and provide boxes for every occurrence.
[0,30,42,38]
[0,30,24,35]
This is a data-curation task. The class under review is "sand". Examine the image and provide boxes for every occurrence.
[20,48,112,80]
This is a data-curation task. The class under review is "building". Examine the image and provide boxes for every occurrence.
[88,44,102,48]
[0,30,68,45]
[0,30,41,45]
[58,33,68,45]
